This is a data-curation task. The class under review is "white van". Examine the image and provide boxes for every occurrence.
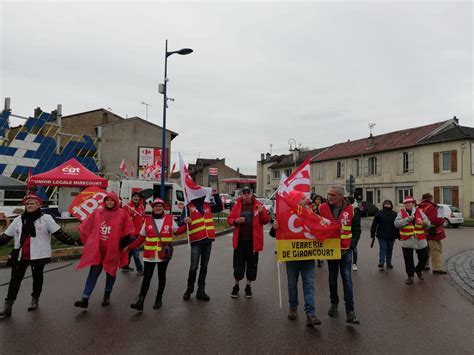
[109,179,186,217]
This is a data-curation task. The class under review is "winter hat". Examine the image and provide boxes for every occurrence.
[150,198,168,208]
[421,193,433,201]
[403,196,416,204]
[22,194,43,205]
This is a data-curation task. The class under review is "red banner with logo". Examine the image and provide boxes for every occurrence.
[68,187,108,221]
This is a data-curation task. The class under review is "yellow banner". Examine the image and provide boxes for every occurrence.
[277,238,341,262]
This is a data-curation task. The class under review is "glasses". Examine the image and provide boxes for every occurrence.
[242,191,252,195]
[327,193,341,197]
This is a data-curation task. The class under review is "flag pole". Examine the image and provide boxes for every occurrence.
[277,261,282,309]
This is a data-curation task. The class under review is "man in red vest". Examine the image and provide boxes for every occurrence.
[179,189,223,301]
[319,185,361,325]
[227,187,270,298]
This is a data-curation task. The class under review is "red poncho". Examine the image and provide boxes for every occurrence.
[77,191,135,277]
[124,200,145,235]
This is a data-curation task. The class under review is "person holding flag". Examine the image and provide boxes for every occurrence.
[227,186,270,299]
[179,154,223,301]
[122,191,145,274]
[319,185,361,325]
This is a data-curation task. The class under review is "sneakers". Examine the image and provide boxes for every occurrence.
[74,298,89,309]
[306,314,322,326]
[346,311,360,325]
[378,263,384,269]
[196,290,210,301]
[433,270,447,275]
[387,263,394,269]
[121,266,134,272]
[416,271,424,280]
[405,277,414,284]
[101,291,111,307]
[244,285,253,298]
[0,300,13,318]
[153,295,162,309]
[183,289,193,300]
[328,304,338,317]
[27,296,39,312]
[352,264,358,271]
[231,285,239,298]
[288,309,297,320]
[136,269,144,276]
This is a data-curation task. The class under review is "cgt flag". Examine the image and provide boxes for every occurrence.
[119,158,128,177]
[276,157,341,262]
[179,153,212,203]
[68,186,107,222]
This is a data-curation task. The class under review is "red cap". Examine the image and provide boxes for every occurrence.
[22,194,43,205]
[288,191,306,205]
[403,196,416,204]
[150,198,168,208]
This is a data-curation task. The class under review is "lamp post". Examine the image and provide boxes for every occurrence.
[160,39,193,199]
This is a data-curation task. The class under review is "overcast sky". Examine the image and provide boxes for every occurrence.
[1,1,472,174]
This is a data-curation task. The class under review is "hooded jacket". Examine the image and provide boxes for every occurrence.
[77,191,135,277]
[125,199,145,235]
[418,200,446,241]
[227,196,270,252]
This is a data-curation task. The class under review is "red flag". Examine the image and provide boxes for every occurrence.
[119,158,128,176]
[179,153,212,202]
[68,187,108,221]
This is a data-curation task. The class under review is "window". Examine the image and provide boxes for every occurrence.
[176,190,185,202]
[442,187,452,205]
[368,157,377,176]
[266,174,270,185]
[336,161,344,178]
[397,187,413,204]
[366,190,374,204]
[376,188,381,204]
[272,170,280,180]
[353,159,361,177]
[441,152,451,172]
[400,151,414,174]
[402,152,409,173]
[317,168,324,181]
[284,168,292,177]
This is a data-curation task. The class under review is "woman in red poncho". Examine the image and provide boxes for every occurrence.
[74,191,135,309]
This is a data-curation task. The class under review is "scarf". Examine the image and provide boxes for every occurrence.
[21,208,43,238]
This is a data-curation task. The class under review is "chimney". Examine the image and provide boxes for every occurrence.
[34,107,42,118]
[237,167,240,174]
[260,153,265,161]
[266,152,271,160]
[367,133,375,149]
[453,115,459,124]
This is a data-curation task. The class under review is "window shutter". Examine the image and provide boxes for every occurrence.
[398,153,403,174]
[451,150,457,172]
[408,151,414,172]
[364,158,369,176]
[434,186,440,203]
[452,186,459,207]
[376,157,381,176]
[433,152,440,173]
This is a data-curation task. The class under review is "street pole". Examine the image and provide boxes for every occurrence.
[160,40,169,200]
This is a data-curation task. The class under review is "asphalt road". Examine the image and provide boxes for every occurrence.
[0,224,473,354]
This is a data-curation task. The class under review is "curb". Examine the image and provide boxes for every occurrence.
[0,227,234,268]
[447,249,474,304]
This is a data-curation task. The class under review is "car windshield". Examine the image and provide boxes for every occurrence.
[449,206,460,212]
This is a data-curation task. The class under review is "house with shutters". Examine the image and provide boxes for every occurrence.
[257,117,474,217]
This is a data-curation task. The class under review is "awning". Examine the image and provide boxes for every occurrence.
[220,178,257,184]
[29,158,108,188]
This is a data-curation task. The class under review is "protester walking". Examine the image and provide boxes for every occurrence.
[180,189,223,301]
[418,193,447,274]
[122,191,145,275]
[128,198,185,311]
[227,187,270,298]
[270,190,321,326]
[394,196,430,284]
[319,186,361,325]
[347,196,361,271]
[310,193,324,267]
[0,194,80,318]
[74,192,135,309]
[370,200,399,269]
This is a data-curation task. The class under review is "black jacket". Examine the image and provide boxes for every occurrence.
[370,209,399,240]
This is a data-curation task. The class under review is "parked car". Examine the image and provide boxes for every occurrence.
[437,204,464,228]
[220,193,234,209]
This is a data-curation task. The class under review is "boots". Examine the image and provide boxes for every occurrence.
[183,288,193,301]
[0,300,13,318]
[196,289,210,301]
[153,294,162,309]
[101,291,111,307]
[74,298,89,309]
[27,296,39,312]
[130,295,145,311]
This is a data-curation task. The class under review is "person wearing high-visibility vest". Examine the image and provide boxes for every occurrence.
[127,198,186,311]
[394,196,430,285]
[180,189,223,301]
[319,185,361,325]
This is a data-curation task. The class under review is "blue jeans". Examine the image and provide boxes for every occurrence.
[128,236,143,271]
[352,248,358,264]
[82,265,116,299]
[285,260,316,316]
[378,239,395,265]
[327,250,354,313]
[187,242,212,291]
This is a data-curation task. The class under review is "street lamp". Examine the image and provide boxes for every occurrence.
[160,39,193,199]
